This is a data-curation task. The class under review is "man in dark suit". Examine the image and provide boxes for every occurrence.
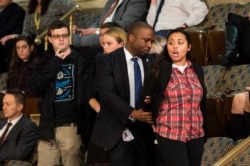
[91,21,155,166]
[0,0,25,73]
[73,0,148,48]
[0,89,38,165]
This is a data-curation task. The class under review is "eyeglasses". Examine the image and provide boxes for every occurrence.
[50,34,69,39]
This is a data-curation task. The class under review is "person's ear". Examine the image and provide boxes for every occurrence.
[119,41,124,47]
[17,103,23,112]
[48,36,52,44]
[128,34,135,42]
[30,44,34,51]
[188,44,191,51]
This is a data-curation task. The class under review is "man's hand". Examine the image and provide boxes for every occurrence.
[75,27,97,36]
[130,108,153,124]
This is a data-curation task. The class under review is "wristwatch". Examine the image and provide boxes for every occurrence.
[95,28,100,35]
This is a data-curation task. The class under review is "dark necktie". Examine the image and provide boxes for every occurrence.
[131,57,142,109]
[153,0,165,30]
[0,122,12,144]
[100,0,119,25]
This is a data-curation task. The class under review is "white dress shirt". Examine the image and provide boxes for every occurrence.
[0,114,23,139]
[124,47,144,109]
[147,0,208,31]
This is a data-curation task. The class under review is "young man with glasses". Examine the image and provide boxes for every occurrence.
[30,20,96,166]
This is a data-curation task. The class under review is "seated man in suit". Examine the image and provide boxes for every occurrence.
[73,0,148,49]
[0,89,38,166]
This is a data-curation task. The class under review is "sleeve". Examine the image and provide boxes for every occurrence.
[96,56,134,125]
[0,5,25,38]
[22,14,31,35]
[29,55,63,95]
[112,0,148,30]
[182,0,208,27]
[92,0,148,30]
[146,2,157,26]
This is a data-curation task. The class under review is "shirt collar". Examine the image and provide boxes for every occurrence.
[8,114,23,126]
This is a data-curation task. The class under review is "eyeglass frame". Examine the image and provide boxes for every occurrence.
[49,34,69,39]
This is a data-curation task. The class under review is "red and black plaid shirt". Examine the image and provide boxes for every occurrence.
[7,61,33,93]
[156,61,204,142]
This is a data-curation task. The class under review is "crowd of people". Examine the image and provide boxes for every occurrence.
[0,0,250,165]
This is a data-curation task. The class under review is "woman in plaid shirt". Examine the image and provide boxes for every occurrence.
[0,35,38,109]
[142,28,207,166]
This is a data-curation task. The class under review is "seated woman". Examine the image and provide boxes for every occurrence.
[87,27,127,166]
[0,35,39,112]
[229,88,250,141]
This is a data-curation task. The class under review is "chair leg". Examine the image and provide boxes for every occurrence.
[230,114,245,141]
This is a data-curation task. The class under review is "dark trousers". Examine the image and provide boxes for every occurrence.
[108,123,155,166]
[156,134,204,166]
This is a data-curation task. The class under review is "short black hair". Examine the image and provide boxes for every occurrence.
[127,21,153,36]
[47,20,69,36]
[5,89,25,105]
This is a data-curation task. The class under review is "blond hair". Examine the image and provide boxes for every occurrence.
[150,36,167,55]
[104,27,127,45]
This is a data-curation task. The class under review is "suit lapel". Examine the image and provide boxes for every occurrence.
[141,54,153,73]
[4,116,25,143]
[114,48,130,101]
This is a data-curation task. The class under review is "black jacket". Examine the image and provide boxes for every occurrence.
[141,59,208,141]
[91,47,154,150]
[30,46,96,144]
[0,3,25,38]
[0,115,38,164]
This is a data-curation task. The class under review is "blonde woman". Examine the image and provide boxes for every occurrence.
[87,27,127,166]
[102,27,127,54]
[149,35,167,57]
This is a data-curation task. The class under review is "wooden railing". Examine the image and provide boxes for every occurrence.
[34,4,81,50]
[213,136,250,166]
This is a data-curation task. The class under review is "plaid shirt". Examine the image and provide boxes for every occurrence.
[156,62,204,142]
[7,61,33,93]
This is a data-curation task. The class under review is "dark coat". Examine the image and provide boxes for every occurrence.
[30,46,96,144]
[141,60,208,140]
[0,3,25,38]
[90,47,154,150]
[0,115,38,165]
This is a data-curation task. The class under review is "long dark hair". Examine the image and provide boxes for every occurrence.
[7,35,37,82]
[164,28,192,62]
[147,28,192,78]
[28,0,52,15]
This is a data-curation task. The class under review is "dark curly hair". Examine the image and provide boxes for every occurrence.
[28,0,52,15]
